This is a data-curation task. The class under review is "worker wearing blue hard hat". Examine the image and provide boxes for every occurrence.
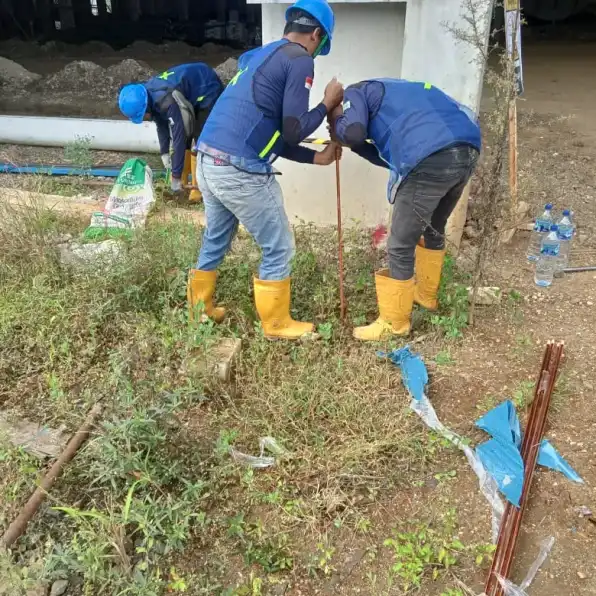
[118,63,224,201]
[328,79,482,341]
[187,0,344,340]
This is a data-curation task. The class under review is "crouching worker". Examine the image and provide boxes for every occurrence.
[118,63,224,201]
[187,0,344,340]
[328,79,481,341]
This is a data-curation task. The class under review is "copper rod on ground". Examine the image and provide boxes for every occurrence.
[485,341,563,596]
[485,342,552,593]
[335,148,346,321]
[487,345,557,596]
[0,403,103,549]
[493,342,563,596]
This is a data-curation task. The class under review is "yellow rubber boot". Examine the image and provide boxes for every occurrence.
[181,150,193,187]
[189,153,202,203]
[353,270,414,341]
[414,245,445,311]
[187,269,225,323]
[254,277,314,340]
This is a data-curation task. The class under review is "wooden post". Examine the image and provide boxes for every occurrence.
[505,0,523,209]
[508,100,518,208]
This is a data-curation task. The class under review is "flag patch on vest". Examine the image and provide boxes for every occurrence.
[305,76,313,90]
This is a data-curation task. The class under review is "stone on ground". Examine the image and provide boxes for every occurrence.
[0,413,69,459]
[183,337,242,383]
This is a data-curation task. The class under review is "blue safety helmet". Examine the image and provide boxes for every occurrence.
[118,83,148,124]
[285,0,335,57]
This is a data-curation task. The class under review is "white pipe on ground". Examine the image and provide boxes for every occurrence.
[0,116,160,153]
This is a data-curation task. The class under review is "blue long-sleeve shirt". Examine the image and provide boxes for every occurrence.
[145,63,223,177]
[334,79,481,191]
[198,40,327,171]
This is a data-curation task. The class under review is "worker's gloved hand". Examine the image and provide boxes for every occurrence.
[170,177,182,192]
[314,142,342,166]
[161,154,172,170]
[323,77,344,112]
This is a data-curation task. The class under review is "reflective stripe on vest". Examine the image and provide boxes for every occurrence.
[259,130,281,159]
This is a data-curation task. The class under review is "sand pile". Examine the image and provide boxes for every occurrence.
[106,59,154,87]
[0,56,40,88]
[215,57,239,85]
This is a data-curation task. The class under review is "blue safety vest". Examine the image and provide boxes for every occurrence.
[145,63,222,114]
[368,79,481,193]
[198,40,292,173]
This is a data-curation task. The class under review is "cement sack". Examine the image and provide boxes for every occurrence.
[84,158,155,240]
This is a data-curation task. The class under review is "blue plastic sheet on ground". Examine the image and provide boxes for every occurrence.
[476,400,521,448]
[381,346,505,541]
[379,346,428,402]
[538,439,584,484]
[476,437,524,507]
[475,401,583,505]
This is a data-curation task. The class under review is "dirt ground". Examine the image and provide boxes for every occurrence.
[1,35,596,595]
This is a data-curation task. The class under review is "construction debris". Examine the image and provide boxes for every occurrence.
[484,341,564,596]
[0,414,68,459]
[182,337,242,383]
[230,437,290,469]
[1,403,102,548]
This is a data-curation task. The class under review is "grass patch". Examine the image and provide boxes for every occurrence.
[0,202,479,594]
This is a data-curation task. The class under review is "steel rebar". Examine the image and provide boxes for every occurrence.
[485,341,563,595]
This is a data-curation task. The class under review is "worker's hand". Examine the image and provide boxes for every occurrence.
[314,142,342,166]
[170,177,182,192]
[161,154,172,170]
[323,77,344,112]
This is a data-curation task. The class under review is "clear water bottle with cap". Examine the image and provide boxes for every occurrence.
[528,203,555,262]
[534,225,560,287]
[554,209,575,277]
[527,203,554,262]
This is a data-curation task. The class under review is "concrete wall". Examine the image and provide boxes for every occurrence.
[257,1,406,227]
[248,0,493,229]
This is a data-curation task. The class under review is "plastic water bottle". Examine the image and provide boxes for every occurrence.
[534,225,560,287]
[554,210,574,277]
[527,203,554,262]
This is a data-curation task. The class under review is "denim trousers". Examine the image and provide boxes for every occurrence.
[195,154,295,281]
[388,145,479,280]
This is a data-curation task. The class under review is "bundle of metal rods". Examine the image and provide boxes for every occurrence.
[484,340,564,596]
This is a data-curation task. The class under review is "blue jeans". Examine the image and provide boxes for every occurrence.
[196,154,295,281]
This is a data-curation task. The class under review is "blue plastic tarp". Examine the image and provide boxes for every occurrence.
[538,439,584,484]
[380,346,428,402]
[476,400,521,448]
[475,400,583,506]
[476,437,524,507]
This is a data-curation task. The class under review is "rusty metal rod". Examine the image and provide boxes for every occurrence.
[335,147,346,321]
[485,342,554,595]
[1,403,103,549]
[494,342,563,596]
[488,345,557,595]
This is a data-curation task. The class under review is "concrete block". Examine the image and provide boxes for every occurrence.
[183,338,242,383]
[467,286,502,306]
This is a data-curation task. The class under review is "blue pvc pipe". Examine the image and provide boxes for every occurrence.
[0,163,167,179]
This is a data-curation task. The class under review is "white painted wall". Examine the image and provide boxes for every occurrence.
[401,0,493,112]
[248,0,493,230]
[257,2,406,226]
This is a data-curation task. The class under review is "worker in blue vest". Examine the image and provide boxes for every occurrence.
[328,79,481,341]
[188,0,344,340]
[118,63,224,202]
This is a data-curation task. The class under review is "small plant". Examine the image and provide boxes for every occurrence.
[441,589,464,596]
[432,255,469,339]
[512,380,535,409]
[384,523,466,590]
[307,542,336,578]
[317,322,333,341]
[435,350,455,366]
[64,135,94,171]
